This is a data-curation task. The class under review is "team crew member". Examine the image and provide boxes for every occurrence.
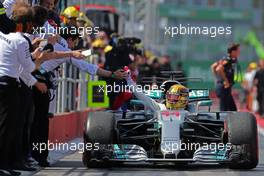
[9,3,49,171]
[0,28,41,175]
[9,2,56,172]
[211,43,240,111]
[4,3,85,169]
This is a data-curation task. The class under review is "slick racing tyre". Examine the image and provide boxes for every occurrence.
[83,111,115,168]
[225,112,259,169]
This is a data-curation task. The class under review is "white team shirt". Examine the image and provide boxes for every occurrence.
[19,66,37,87]
[0,31,35,79]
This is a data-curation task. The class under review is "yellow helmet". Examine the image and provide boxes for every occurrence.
[62,6,79,18]
[166,84,189,110]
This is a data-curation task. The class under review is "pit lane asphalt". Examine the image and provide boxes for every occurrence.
[16,129,264,176]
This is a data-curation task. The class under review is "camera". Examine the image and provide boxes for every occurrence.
[110,36,142,55]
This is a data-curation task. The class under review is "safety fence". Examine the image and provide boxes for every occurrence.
[51,56,98,114]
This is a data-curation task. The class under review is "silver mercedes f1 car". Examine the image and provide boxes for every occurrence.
[82,73,258,169]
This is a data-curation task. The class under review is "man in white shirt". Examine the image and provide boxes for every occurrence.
[0,30,42,174]
[0,2,56,173]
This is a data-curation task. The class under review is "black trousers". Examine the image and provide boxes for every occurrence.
[31,87,50,163]
[17,81,35,161]
[216,84,237,111]
[0,76,19,168]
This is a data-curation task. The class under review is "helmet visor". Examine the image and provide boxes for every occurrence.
[166,93,180,102]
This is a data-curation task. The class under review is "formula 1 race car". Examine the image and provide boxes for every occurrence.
[82,72,259,169]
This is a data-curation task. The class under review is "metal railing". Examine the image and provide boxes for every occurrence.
[50,56,97,114]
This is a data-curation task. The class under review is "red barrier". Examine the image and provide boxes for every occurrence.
[48,110,88,143]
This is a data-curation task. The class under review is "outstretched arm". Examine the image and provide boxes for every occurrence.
[126,75,160,111]
[70,58,127,79]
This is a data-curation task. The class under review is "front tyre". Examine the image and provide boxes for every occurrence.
[226,112,258,169]
[83,111,115,168]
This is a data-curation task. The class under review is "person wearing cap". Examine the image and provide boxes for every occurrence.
[211,43,240,111]
[61,6,79,27]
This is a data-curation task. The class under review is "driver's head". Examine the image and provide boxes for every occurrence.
[165,84,189,110]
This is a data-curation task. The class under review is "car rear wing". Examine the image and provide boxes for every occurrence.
[143,89,210,101]
[189,89,210,102]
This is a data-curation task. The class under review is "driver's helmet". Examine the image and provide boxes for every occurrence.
[165,84,189,110]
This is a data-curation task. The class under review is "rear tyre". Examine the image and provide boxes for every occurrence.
[226,112,258,169]
[82,111,115,168]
